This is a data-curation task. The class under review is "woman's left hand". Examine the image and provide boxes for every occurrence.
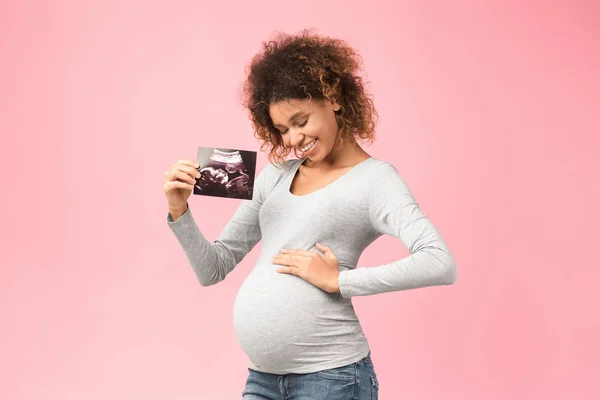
[272,243,340,293]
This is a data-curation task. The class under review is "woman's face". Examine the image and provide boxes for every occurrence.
[269,98,341,161]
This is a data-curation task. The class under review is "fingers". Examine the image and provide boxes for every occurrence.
[272,254,310,264]
[164,160,202,184]
[315,243,333,256]
[177,159,199,168]
[172,169,198,185]
[287,244,334,259]
[175,163,201,179]
[164,180,194,191]
[276,266,300,276]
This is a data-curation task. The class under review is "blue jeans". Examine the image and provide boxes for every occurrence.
[242,352,379,400]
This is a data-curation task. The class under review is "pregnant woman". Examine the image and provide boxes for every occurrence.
[163,30,457,400]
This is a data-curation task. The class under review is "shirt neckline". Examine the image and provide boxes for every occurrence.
[286,156,374,198]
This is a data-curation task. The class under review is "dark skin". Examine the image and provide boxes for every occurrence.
[273,244,341,293]
[269,98,371,293]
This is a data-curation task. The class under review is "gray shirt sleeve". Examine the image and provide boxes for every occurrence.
[166,163,278,286]
[338,162,457,297]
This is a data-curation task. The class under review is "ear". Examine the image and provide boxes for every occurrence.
[330,100,341,112]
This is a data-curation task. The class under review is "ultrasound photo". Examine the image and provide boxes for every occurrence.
[193,147,257,200]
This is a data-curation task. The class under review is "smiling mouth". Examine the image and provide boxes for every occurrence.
[300,138,317,153]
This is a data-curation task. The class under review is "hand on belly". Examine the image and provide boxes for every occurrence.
[272,243,341,294]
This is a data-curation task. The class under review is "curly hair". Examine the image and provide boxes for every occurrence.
[241,29,378,165]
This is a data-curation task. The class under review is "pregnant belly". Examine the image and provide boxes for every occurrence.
[232,268,358,371]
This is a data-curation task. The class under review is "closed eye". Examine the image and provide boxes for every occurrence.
[279,119,308,135]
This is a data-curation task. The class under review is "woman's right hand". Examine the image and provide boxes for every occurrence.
[163,159,201,216]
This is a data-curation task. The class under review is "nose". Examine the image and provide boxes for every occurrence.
[288,128,305,148]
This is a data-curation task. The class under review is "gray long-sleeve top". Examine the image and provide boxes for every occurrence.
[167,156,456,374]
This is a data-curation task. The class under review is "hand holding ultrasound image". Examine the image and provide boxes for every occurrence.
[193,147,257,200]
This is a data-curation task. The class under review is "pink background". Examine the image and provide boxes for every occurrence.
[1,0,599,399]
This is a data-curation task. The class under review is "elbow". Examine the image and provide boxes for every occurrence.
[441,252,457,285]
[191,256,228,287]
[424,247,457,286]
[196,271,225,287]
[194,268,223,287]
[197,277,218,287]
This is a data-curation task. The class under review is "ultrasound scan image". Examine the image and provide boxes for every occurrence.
[193,147,257,200]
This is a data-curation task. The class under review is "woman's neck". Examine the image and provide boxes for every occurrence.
[305,136,370,170]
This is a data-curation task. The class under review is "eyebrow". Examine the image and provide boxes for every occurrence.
[272,111,307,128]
